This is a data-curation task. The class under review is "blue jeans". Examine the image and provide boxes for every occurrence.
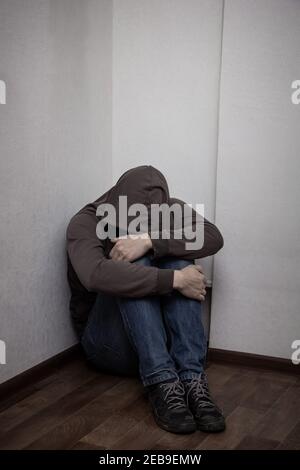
[81,256,207,387]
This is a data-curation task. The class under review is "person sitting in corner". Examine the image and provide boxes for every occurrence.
[66,165,225,434]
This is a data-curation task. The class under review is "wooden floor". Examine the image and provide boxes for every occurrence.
[0,356,299,450]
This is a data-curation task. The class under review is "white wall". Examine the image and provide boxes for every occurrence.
[0,0,112,383]
[112,0,224,278]
[2,0,299,384]
[210,0,300,359]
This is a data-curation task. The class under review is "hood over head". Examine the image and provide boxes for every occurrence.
[111,165,169,206]
[105,165,170,236]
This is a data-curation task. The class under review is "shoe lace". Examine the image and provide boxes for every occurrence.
[160,380,186,410]
[186,374,215,409]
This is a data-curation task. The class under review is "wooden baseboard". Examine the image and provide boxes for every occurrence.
[0,344,81,401]
[208,347,300,375]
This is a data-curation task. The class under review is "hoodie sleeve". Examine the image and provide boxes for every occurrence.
[151,198,224,260]
[67,213,174,297]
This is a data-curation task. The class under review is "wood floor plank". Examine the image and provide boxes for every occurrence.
[283,422,300,444]
[72,441,106,450]
[236,366,299,385]
[210,371,259,418]
[152,430,207,450]
[110,415,166,450]
[276,440,300,450]
[0,356,88,412]
[25,378,142,450]
[234,435,279,450]
[206,363,237,390]
[0,370,58,413]
[80,395,150,449]
[0,374,120,450]
[275,422,300,449]
[256,382,300,442]
[196,406,263,450]
[0,361,98,435]
[240,377,291,413]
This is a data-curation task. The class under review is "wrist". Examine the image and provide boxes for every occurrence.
[145,235,153,250]
[173,270,184,290]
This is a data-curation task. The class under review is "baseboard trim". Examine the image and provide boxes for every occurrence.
[208,347,300,375]
[0,344,81,402]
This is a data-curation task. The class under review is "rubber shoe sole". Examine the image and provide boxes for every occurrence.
[153,413,197,434]
[196,417,226,433]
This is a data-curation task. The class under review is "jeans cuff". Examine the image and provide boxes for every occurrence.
[142,371,179,387]
[179,370,204,382]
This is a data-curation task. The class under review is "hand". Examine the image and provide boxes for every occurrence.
[109,234,152,262]
[173,264,207,301]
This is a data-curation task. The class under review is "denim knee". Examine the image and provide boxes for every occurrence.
[158,257,194,270]
[133,255,153,267]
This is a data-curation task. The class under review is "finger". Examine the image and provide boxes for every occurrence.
[108,247,115,258]
[110,237,119,244]
[114,252,125,261]
[109,246,121,259]
[109,243,119,254]
[194,264,204,273]
[109,251,118,261]
[119,250,128,261]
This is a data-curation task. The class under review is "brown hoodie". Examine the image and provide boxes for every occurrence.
[67,166,223,336]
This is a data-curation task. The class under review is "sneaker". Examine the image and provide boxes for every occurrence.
[147,379,196,434]
[184,373,226,433]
